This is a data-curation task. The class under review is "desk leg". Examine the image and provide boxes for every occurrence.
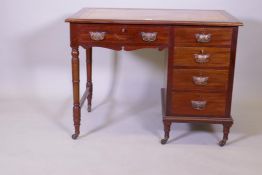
[161,121,171,144]
[86,47,93,112]
[71,47,80,140]
[219,122,233,146]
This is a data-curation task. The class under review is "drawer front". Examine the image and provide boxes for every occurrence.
[172,69,229,91]
[128,26,169,45]
[170,92,227,117]
[77,24,128,44]
[75,24,169,45]
[174,27,233,47]
[174,47,231,67]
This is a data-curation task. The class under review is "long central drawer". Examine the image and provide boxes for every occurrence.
[74,24,169,45]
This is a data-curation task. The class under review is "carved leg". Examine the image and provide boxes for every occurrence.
[161,121,172,144]
[86,47,93,112]
[71,47,81,140]
[219,123,233,146]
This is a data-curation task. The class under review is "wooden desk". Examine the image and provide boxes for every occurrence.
[65,8,242,146]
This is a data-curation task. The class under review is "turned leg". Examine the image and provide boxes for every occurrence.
[86,47,93,112]
[219,123,233,146]
[71,47,81,140]
[161,121,172,144]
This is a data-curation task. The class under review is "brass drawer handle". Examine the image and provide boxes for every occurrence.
[191,100,207,110]
[195,33,211,43]
[194,50,210,63]
[192,76,209,85]
[89,32,106,41]
[141,32,158,42]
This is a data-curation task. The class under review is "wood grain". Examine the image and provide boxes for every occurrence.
[174,47,231,68]
[174,27,233,47]
[170,91,227,117]
[65,8,243,26]
[74,23,169,45]
[172,69,229,91]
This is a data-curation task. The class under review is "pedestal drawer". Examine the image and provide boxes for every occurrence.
[170,92,227,117]
[172,69,229,91]
[174,47,231,67]
[174,27,233,47]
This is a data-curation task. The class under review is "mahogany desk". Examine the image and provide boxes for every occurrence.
[65,8,242,146]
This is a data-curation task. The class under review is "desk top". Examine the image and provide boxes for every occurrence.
[65,8,242,26]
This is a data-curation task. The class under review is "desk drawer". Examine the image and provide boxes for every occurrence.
[170,92,226,117]
[172,69,229,91]
[77,24,128,44]
[174,47,231,67]
[128,26,169,45]
[174,27,233,47]
[75,24,169,45]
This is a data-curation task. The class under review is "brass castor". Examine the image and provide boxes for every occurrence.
[161,137,169,145]
[87,105,91,112]
[219,139,227,147]
[72,134,79,140]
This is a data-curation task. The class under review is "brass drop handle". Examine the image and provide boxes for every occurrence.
[194,50,210,63]
[195,33,211,43]
[192,76,209,85]
[191,100,207,110]
[89,31,106,41]
[141,32,158,42]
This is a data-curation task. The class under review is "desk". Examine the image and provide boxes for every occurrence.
[65,8,242,146]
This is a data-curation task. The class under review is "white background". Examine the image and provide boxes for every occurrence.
[1,1,262,175]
